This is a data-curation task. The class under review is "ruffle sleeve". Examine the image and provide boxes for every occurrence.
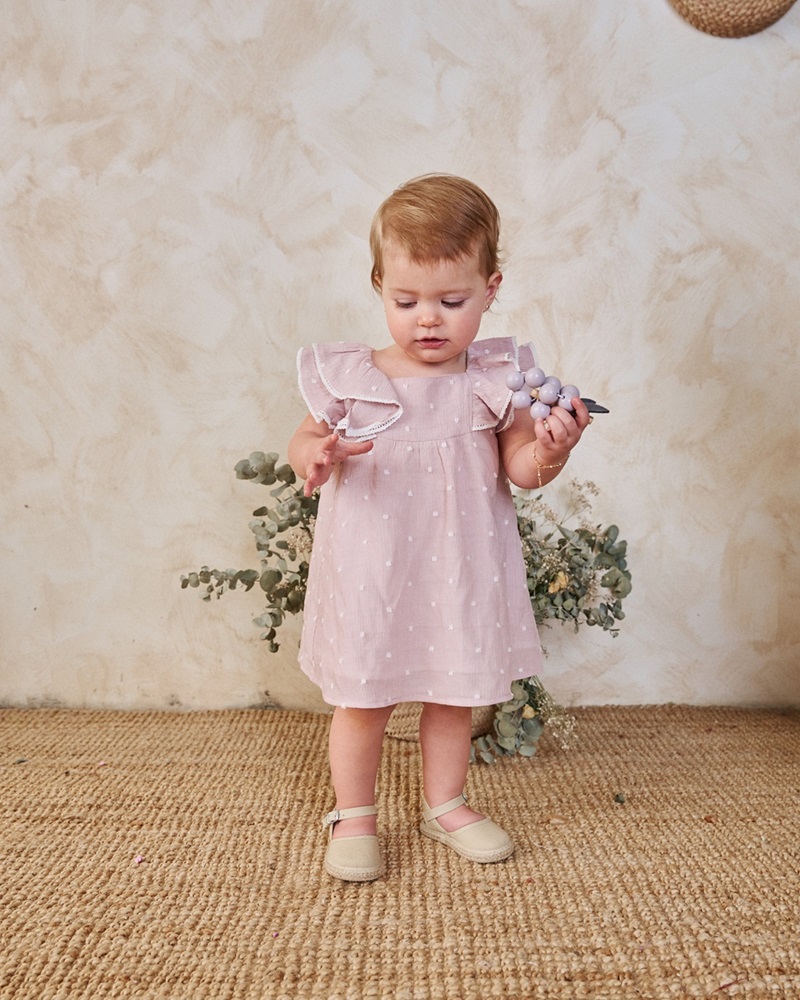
[296,342,404,442]
[467,336,537,432]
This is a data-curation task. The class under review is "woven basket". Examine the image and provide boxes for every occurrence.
[667,0,797,36]
[385,703,497,742]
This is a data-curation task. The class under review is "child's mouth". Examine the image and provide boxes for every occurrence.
[418,338,447,348]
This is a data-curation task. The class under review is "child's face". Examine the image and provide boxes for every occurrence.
[378,245,501,371]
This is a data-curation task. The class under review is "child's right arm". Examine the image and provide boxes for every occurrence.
[288,415,374,497]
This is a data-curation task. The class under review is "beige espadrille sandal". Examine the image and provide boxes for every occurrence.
[420,793,514,863]
[322,806,384,882]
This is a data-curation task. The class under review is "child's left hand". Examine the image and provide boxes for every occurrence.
[534,395,591,465]
[499,392,592,489]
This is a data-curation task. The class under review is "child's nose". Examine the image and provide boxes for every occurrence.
[418,309,442,327]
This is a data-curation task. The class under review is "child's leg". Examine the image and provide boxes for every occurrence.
[419,703,486,832]
[328,704,396,839]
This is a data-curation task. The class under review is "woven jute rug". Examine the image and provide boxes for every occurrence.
[1,706,798,999]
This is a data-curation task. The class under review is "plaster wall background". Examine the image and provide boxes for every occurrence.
[1,0,799,711]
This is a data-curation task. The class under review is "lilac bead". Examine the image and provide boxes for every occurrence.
[524,367,546,388]
[505,370,525,391]
[530,401,551,421]
[543,375,562,391]
[558,384,580,411]
[538,382,560,406]
[511,389,532,409]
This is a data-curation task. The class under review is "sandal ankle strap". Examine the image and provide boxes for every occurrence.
[322,805,378,829]
[422,792,468,822]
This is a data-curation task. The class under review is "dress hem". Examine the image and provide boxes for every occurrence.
[299,669,540,712]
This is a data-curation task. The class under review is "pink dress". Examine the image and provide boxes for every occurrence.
[296,335,542,709]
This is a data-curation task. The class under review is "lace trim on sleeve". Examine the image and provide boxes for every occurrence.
[296,343,403,442]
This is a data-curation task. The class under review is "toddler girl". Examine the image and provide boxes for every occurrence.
[288,174,590,880]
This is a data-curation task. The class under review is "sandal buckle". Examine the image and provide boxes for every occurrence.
[322,809,341,829]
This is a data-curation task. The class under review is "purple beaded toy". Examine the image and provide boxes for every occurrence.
[506,366,609,421]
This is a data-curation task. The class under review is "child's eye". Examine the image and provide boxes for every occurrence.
[395,301,416,309]
[442,300,465,309]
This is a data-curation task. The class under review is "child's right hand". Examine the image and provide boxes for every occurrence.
[303,432,373,496]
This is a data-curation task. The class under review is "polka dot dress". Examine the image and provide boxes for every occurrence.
[296,336,542,709]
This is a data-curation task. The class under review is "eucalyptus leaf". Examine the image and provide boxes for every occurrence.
[496,718,518,739]
[260,569,282,591]
[522,717,545,740]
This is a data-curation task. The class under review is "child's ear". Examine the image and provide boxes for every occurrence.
[485,271,502,307]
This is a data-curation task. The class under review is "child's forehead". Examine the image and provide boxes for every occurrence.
[381,244,483,280]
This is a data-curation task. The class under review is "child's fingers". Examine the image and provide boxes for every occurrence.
[340,440,374,457]
[571,397,592,430]
[319,432,339,460]
[304,460,331,495]
[535,414,565,444]
[534,405,584,460]
[302,436,373,496]
[549,408,576,441]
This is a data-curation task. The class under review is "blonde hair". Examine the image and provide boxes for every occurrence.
[369,174,501,291]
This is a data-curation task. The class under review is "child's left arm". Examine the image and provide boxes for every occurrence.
[498,396,591,490]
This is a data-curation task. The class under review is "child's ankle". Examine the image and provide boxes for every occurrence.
[331,814,378,839]
[434,802,485,833]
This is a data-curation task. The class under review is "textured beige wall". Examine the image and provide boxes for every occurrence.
[1,0,798,710]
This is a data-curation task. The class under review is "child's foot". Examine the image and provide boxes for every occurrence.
[420,793,514,863]
[322,806,384,881]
